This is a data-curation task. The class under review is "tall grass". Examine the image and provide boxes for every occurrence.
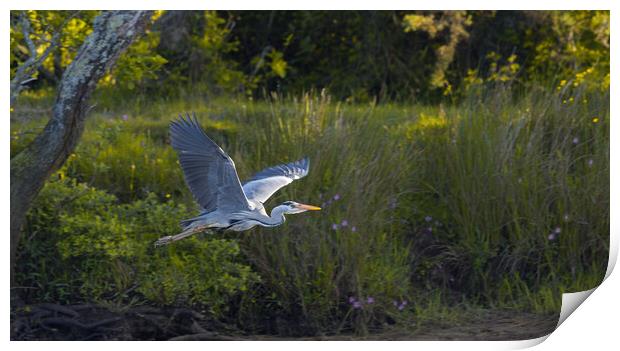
[407,87,609,313]
[11,85,609,335]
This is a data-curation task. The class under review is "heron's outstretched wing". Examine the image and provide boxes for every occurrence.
[170,113,250,212]
[242,157,310,204]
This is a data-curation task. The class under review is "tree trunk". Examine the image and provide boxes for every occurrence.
[10,10,153,282]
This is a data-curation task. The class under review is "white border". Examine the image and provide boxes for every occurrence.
[1,0,616,10]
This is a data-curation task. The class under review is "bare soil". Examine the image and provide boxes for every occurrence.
[11,303,558,341]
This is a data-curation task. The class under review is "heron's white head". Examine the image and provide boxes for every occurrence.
[279,201,322,214]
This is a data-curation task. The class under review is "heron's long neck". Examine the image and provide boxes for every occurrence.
[266,206,287,226]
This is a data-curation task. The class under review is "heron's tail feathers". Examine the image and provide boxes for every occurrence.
[180,217,199,229]
[154,225,209,247]
[179,211,211,229]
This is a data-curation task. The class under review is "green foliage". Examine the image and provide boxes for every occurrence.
[10,10,167,100]
[139,237,257,311]
[124,195,259,311]
[11,10,610,102]
[222,10,607,101]
[230,11,432,101]
[147,10,252,96]
[10,11,98,83]
[15,177,258,315]
[527,11,609,91]
[402,11,609,98]
[103,26,168,92]
[267,49,288,78]
[403,11,472,91]
[48,11,98,74]
[190,11,248,92]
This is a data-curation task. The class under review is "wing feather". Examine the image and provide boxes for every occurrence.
[170,113,250,212]
[242,158,310,203]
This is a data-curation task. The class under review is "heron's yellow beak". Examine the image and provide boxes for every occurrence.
[297,203,322,211]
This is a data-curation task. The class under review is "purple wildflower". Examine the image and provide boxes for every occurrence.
[341,220,348,227]
[333,194,341,201]
[588,159,594,167]
[367,297,375,304]
[331,223,339,230]
[554,227,561,234]
[548,233,556,241]
[572,137,579,144]
[424,216,433,222]
[352,301,362,309]
[121,114,129,121]
[351,226,357,232]
[393,299,408,310]
[348,296,356,304]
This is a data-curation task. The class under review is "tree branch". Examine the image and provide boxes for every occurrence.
[10,11,79,107]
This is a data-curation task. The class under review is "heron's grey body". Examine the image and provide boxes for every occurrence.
[183,206,287,232]
[155,114,317,246]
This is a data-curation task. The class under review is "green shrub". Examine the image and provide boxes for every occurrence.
[139,238,258,314]
[16,176,259,315]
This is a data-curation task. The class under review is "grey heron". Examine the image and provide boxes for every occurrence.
[154,113,320,246]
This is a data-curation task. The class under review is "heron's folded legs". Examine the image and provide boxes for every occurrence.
[154,225,209,247]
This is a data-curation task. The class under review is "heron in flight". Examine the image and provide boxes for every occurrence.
[155,113,320,246]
